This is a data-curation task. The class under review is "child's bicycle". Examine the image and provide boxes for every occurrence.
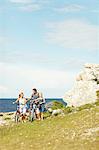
[13,103,29,123]
[14,103,20,123]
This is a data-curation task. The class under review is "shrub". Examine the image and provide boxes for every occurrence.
[96,90,99,98]
[4,117,11,120]
[44,112,51,119]
[51,101,64,110]
[77,103,94,111]
[94,100,99,106]
[63,106,74,114]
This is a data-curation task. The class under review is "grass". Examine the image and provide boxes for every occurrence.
[0,103,99,150]
[96,90,99,98]
[4,117,11,120]
[51,101,65,110]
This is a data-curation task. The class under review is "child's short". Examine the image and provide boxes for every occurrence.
[19,106,27,114]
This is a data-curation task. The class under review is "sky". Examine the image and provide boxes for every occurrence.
[0,0,99,98]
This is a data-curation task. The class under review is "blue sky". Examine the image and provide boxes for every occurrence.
[0,0,99,98]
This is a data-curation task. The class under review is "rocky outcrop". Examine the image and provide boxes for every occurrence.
[63,63,99,107]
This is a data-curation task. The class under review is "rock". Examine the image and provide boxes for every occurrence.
[52,109,63,116]
[45,102,53,109]
[48,108,53,113]
[0,118,7,126]
[63,63,99,107]
[0,114,3,117]
[7,112,14,116]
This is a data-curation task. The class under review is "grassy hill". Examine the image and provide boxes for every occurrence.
[0,102,99,150]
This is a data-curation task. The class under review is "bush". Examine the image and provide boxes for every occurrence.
[77,103,94,111]
[4,117,11,120]
[94,100,99,106]
[44,112,51,119]
[96,90,99,98]
[51,101,64,110]
[63,106,74,114]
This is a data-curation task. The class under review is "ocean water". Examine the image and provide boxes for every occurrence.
[0,98,66,113]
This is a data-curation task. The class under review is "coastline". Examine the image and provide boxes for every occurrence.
[0,98,64,113]
[0,111,15,126]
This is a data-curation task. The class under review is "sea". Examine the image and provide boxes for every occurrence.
[0,98,66,113]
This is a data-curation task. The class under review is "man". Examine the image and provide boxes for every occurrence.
[29,88,45,120]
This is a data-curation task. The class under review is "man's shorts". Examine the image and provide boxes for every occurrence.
[39,104,45,112]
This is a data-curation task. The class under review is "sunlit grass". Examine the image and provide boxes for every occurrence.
[0,103,99,150]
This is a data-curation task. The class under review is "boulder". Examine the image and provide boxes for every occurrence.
[63,64,99,107]
[52,109,63,116]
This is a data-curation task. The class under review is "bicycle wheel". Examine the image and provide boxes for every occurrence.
[15,113,20,123]
[30,109,35,122]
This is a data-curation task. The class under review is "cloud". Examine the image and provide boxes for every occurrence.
[9,0,49,4]
[8,0,49,12]
[54,4,85,13]
[0,36,6,44]
[45,19,99,50]
[92,10,99,13]
[0,62,76,97]
[63,59,85,70]
[8,0,42,12]
[0,49,55,64]
[0,36,11,49]
[9,0,32,4]
[0,85,8,93]
[0,62,70,88]
[19,4,41,12]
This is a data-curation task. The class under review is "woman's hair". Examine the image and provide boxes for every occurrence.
[20,92,24,98]
[32,88,37,93]
[19,94,21,98]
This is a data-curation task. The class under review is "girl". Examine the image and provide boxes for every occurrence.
[14,92,27,122]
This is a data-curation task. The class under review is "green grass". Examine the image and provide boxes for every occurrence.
[51,101,65,110]
[0,105,99,150]
[77,103,95,111]
[4,117,11,120]
[63,106,74,114]
[96,90,99,98]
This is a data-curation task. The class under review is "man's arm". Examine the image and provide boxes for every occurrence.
[37,92,43,101]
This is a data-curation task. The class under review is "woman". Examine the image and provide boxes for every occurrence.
[14,92,27,121]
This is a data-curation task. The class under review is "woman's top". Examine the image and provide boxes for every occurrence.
[19,98,27,108]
